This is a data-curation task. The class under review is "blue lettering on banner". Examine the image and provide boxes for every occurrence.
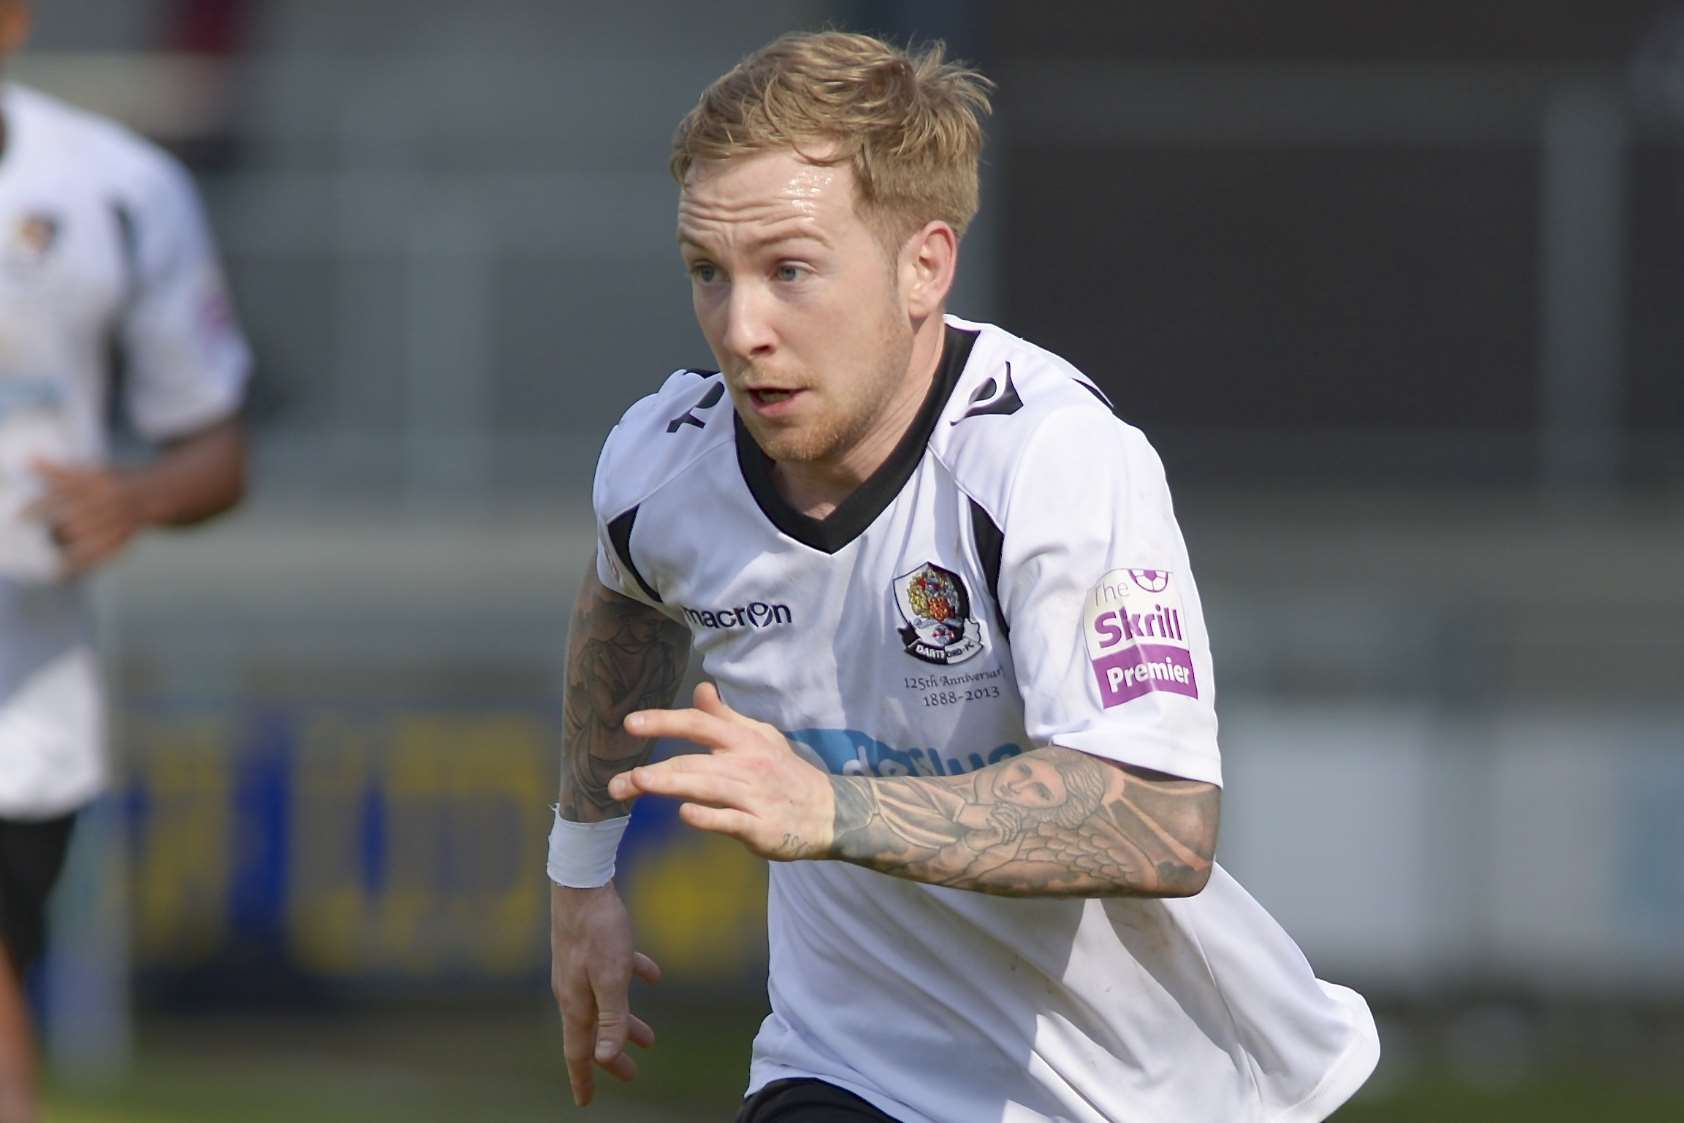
[786,728,1022,778]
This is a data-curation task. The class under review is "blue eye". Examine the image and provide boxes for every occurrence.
[691,263,720,284]
[775,264,807,282]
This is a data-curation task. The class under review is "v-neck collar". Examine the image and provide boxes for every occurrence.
[734,323,979,554]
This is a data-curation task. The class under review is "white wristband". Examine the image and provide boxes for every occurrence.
[546,806,631,888]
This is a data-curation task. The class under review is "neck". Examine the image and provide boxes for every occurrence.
[775,314,947,519]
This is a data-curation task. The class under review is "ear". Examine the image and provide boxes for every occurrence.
[899,221,958,320]
[0,2,31,57]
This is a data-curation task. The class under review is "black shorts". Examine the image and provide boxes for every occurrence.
[0,815,77,973]
[737,1078,901,1123]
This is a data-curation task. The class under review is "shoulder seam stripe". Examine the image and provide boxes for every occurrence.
[606,506,662,605]
[968,498,1008,641]
[108,199,140,302]
[1074,378,1121,417]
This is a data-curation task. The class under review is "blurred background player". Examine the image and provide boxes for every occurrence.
[0,1,250,1119]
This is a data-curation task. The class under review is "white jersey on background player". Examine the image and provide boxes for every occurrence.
[0,82,250,818]
[590,316,1380,1123]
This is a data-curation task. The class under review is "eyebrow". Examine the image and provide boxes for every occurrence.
[676,230,832,253]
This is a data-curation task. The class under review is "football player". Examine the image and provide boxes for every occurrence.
[0,5,250,1119]
[548,31,1378,1123]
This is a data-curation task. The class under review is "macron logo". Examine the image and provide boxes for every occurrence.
[683,602,793,630]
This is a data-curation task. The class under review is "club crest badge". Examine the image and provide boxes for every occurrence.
[3,212,61,273]
[892,561,985,665]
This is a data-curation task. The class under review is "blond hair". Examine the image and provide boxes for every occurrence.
[671,31,993,243]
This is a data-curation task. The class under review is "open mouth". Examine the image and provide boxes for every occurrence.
[748,388,799,406]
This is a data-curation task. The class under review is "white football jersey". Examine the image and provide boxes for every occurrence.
[0,83,250,817]
[593,316,1378,1122]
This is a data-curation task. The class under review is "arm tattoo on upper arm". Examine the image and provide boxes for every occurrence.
[830,747,1218,897]
[559,577,691,821]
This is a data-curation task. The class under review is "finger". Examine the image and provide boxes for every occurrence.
[30,466,99,496]
[631,952,662,985]
[65,514,131,546]
[660,770,751,807]
[613,761,748,806]
[635,752,753,787]
[678,801,756,838]
[626,1013,657,1049]
[23,488,77,522]
[623,705,741,748]
[609,750,740,804]
[625,752,734,780]
[692,680,733,716]
[597,1049,639,1083]
[694,683,782,744]
[590,969,634,1065]
[55,510,113,542]
[601,768,646,808]
[561,1009,597,1106]
[694,682,767,732]
[563,1011,596,1066]
[28,459,79,482]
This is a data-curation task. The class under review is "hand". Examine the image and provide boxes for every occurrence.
[609,682,835,861]
[985,803,1025,839]
[549,883,661,1107]
[25,459,147,575]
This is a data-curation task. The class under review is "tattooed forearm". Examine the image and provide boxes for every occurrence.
[829,747,1218,898]
[558,571,691,821]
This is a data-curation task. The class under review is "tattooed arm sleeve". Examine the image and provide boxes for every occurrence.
[557,568,692,822]
[828,747,1218,898]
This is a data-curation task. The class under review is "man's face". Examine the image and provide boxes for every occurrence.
[678,148,914,466]
[997,757,1070,811]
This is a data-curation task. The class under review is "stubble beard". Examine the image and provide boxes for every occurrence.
[754,310,914,468]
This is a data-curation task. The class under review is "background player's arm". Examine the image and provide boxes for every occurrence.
[125,416,247,527]
[551,567,689,1107]
[828,746,1218,898]
[29,416,246,574]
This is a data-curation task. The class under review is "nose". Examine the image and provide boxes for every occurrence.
[719,281,776,362]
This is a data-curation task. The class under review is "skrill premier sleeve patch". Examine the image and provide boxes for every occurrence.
[1083,567,1198,707]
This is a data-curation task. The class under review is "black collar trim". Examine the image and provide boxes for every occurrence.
[735,324,979,554]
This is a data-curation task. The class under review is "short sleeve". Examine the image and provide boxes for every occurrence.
[118,155,251,441]
[996,407,1222,786]
[590,424,663,609]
